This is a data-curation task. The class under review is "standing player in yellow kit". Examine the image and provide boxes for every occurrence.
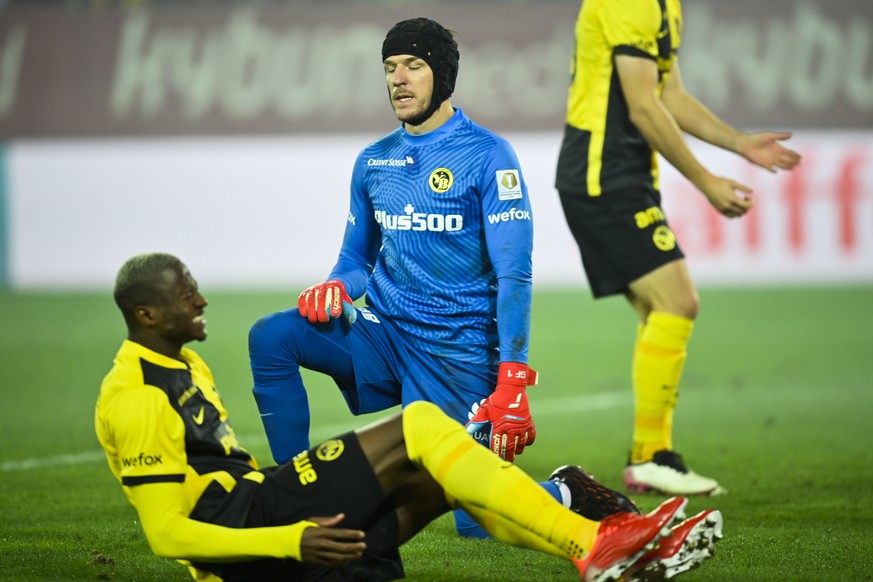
[555,0,801,495]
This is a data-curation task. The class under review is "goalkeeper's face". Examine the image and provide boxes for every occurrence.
[384,54,434,123]
[149,264,209,345]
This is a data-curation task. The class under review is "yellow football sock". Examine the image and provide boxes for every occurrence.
[402,401,598,559]
[459,504,568,558]
[631,312,693,464]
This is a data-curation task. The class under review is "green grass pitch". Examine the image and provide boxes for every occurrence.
[1,285,872,581]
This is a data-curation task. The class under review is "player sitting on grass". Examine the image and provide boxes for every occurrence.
[95,252,723,581]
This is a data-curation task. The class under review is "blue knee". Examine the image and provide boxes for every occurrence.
[249,309,305,363]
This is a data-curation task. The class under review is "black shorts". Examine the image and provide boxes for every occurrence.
[201,433,403,582]
[559,185,685,298]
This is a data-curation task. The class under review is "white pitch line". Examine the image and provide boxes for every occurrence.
[534,391,629,415]
[1,391,628,472]
[0,450,109,472]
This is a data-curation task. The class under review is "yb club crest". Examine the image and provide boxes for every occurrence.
[429,168,454,193]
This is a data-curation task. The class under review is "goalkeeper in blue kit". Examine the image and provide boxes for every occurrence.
[249,17,552,538]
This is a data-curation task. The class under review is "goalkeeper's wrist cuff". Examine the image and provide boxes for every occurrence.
[498,362,538,387]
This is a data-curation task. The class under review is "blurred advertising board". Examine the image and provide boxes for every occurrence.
[0,0,871,137]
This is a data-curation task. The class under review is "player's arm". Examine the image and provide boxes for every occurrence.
[484,164,533,369]
[477,142,534,365]
[111,389,365,564]
[615,54,753,218]
[327,164,381,297]
[660,63,801,172]
[128,482,366,564]
[465,142,537,462]
[298,158,380,324]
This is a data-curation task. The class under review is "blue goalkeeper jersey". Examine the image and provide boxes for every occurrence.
[329,108,533,366]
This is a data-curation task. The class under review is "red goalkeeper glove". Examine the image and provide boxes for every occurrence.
[297,280,357,324]
[465,362,538,462]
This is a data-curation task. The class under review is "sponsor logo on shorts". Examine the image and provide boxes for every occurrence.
[429,168,454,193]
[293,451,317,485]
[316,439,344,462]
[122,453,163,467]
[634,206,666,228]
[496,169,522,200]
[653,225,677,251]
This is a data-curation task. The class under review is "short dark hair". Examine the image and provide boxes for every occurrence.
[114,253,182,324]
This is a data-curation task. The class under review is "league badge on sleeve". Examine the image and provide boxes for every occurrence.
[496,169,522,200]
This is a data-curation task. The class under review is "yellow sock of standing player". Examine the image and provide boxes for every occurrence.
[402,401,598,559]
[631,312,693,464]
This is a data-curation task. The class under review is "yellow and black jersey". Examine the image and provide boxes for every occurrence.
[96,340,257,511]
[556,0,683,196]
[96,341,317,578]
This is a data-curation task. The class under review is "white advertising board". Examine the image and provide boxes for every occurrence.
[7,131,872,290]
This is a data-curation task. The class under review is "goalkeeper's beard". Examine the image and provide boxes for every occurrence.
[390,89,440,127]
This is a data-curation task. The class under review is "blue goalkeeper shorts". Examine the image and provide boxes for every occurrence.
[249,305,495,429]
[350,306,495,423]
[248,305,560,540]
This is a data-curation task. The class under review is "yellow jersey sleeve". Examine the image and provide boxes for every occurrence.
[602,0,663,59]
[129,481,317,561]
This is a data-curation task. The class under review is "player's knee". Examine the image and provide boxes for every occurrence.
[651,290,699,320]
[248,310,304,358]
[402,401,449,462]
[402,401,441,427]
[678,293,700,319]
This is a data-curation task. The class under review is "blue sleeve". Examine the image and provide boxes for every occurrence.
[327,154,381,299]
[480,138,534,364]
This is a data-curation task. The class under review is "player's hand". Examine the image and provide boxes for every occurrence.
[465,362,538,462]
[700,174,754,219]
[299,514,366,566]
[738,131,802,173]
[298,280,357,324]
